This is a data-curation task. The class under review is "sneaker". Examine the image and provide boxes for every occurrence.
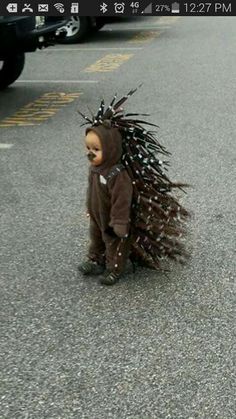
[78,260,105,275]
[100,271,121,286]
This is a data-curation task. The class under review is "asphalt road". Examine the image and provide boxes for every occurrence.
[0,17,235,419]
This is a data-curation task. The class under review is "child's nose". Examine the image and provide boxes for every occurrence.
[87,151,96,161]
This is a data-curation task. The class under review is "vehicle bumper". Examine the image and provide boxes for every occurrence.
[0,17,68,56]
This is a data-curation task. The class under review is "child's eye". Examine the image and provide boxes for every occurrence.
[86,146,90,150]
[94,148,99,152]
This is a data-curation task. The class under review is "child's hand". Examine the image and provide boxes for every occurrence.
[113,224,129,238]
[105,226,117,237]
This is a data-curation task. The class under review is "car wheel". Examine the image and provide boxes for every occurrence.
[94,18,105,31]
[58,17,92,44]
[0,53,25,90]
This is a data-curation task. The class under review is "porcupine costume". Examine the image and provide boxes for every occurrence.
[78,87,190,285]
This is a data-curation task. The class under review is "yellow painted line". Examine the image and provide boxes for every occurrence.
[0,92,81,128]
[129,30,161,44]
[1,120,35,124]
[84,54,133,73]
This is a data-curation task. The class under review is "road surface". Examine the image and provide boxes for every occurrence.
[0,16,235,419]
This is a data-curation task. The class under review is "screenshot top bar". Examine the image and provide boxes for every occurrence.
[0,1,235,16]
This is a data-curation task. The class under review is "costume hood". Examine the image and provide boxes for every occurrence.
[86,125,123,174]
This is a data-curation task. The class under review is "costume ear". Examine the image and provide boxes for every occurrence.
[102,119,112,128]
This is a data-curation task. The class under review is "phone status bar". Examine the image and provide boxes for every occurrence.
[0,1,235,16]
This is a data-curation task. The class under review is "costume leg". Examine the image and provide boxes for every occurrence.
[103,234,131,275]
[88,218,105,265]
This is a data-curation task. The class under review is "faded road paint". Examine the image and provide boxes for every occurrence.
[0,92,81,128]
[84,54,133,72]
[129,30,161,44]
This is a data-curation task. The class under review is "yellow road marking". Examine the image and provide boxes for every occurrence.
[129,30,161,44]
[84,54,133,72]
[0,92,81,128]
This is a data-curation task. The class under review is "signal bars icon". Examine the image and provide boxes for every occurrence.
[141,3,152,14]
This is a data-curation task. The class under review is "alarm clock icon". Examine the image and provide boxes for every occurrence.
[114,3,125,13]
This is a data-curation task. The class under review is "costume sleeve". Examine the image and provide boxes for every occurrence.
[108,170,133,236]
[86,169,92,214]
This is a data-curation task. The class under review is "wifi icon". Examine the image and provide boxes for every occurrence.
[54,3,65,13]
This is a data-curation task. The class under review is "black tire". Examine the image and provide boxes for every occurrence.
[0,53,25,90]
[94,18,105,31]
[58,17,92,44]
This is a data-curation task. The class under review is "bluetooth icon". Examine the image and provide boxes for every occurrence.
[100,2,108,13]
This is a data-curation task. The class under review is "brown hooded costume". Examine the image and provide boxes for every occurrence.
[79,88,190,281]
[86,125,133,275]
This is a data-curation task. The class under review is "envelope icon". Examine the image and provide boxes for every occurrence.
[38,4,49,11]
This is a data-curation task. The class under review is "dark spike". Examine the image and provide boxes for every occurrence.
[77,109,92,123]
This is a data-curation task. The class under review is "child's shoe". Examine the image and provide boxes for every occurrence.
[78,259,105,275]
[100,271,121,286]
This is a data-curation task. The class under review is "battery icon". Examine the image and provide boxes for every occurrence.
[171,2,180,13]
[71,3,79,13]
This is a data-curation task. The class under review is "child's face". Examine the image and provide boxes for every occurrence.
[85,131,103,166]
